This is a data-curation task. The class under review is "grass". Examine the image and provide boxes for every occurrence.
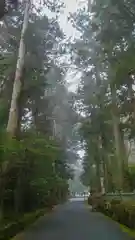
[10,207,55,240]
[101,213,135,238]
[119,224,135,238]
[0,208,51,240]
[86,200,135,239]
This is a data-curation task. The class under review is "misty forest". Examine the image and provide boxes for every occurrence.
[1,0,135,238]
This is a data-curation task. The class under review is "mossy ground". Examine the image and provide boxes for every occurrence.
[119,224,135,238]
[87,201,135,239]
[0,208,49,240]
[102,213,135,238]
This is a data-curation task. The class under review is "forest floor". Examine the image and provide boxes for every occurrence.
[12,199,133,240]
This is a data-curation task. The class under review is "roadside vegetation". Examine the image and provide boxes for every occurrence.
[0,1,77,239]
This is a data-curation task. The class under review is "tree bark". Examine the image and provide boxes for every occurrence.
[111,84,123,191]
[6,0,31,137]
[120,129,128,168]
[88,0,92,12]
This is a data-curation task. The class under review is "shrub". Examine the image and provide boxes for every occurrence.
[0,209,47,240]
[0,132,70,218]
[88,195,92,205]
[110,198,121,205]
[94,198,135,230]
[88,192,105,211]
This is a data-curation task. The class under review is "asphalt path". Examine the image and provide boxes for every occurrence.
[19,198,133,240]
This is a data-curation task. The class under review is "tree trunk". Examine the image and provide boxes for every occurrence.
[0,0,6,20]
[14,169,24,214]
[120,130,128,169]
[111,84,123,191]
[95,154,101,192]
[6,0,30,137]
[0,176,4,220]
[95,69,107,192]
[127,78,135,122]
[88,0,92,12]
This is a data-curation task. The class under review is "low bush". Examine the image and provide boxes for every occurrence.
[91,197,135,230]
[88,193,105,211]
[0,208,48,240]
[88,195,92,205]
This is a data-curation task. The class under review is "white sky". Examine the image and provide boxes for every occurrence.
[41,0,83,37]
[58,1,86,162]
[59,0,85,91]
[37,0,87,91]
[61,1,85,160]
[42,0,86,160]
[59,0,81,37]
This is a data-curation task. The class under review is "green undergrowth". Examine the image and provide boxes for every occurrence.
[103,214,135,238]
[119,224,135,238]
[87,195,135,238]
[0,208,50,240]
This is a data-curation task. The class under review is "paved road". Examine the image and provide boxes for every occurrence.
[20,199,132,240]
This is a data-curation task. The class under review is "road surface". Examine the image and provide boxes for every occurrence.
[19,198,132,240]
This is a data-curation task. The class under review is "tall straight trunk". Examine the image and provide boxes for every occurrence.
[0,171,4,220]
[111,84,123,191]
[95,139,102,192]
[14,168,24,214]
[95,69,107,192]
[95,160,101,192]
[127,78,135,121]
[88,0,92,12]
[100,124,109,193]
[120,130,128,168]
[6,0,31,136]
